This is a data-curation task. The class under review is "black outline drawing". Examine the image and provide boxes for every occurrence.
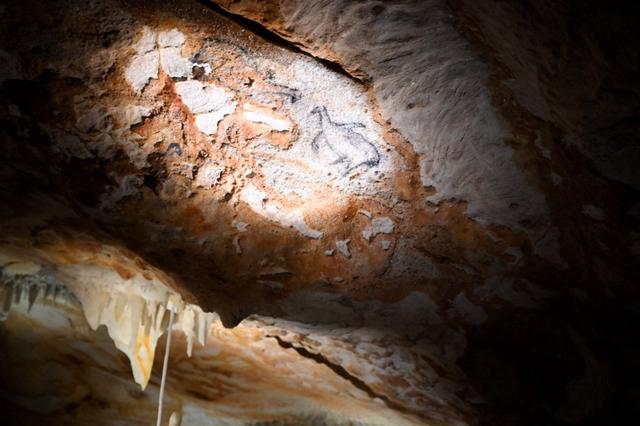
[310,106,380,174]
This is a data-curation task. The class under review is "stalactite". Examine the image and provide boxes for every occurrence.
[0,276,216,390]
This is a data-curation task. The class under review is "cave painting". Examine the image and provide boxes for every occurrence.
[310,105,380,174]
[119,27,395,239]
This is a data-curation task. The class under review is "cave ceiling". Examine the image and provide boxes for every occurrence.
[0,0,639,425]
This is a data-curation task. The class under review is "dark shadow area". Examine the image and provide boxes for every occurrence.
[461,294,640,425]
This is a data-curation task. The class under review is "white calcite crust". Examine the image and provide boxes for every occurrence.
[125,27,159,93]
[243,104,291,131]
[125,27,211,92]
[240,184,323,239]
[362,217,395,242]
[175,80,237,135]
[194,161,224,188]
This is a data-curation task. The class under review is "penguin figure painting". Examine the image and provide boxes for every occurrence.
[310,106,380,175]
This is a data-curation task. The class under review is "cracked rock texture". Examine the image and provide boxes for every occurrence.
[1,0,639,425]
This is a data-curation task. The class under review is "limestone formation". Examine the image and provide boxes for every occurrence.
[0,0,638,425]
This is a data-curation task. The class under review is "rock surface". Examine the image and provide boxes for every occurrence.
[0,0,639,425]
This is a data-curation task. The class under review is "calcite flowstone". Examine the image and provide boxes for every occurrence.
[0,280,424,425]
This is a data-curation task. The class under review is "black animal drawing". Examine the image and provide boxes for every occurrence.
[310,106,380,174]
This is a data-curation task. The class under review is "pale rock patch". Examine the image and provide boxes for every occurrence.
[336,239,351,258]
[233,220,249,232]
[233,236,242,254]
[125,27,159,93]
[125,27,211,92]
[362,217,395,242]
[158,29,193,79]
[243,104,291,131]
[195,161,224,188]
[175,80,237,135]
[239,184,322,239]
[157,28,185,48]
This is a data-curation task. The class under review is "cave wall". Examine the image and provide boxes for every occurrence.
[0,0,639,424]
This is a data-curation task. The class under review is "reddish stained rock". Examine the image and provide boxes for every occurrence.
[0,0,638,425]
